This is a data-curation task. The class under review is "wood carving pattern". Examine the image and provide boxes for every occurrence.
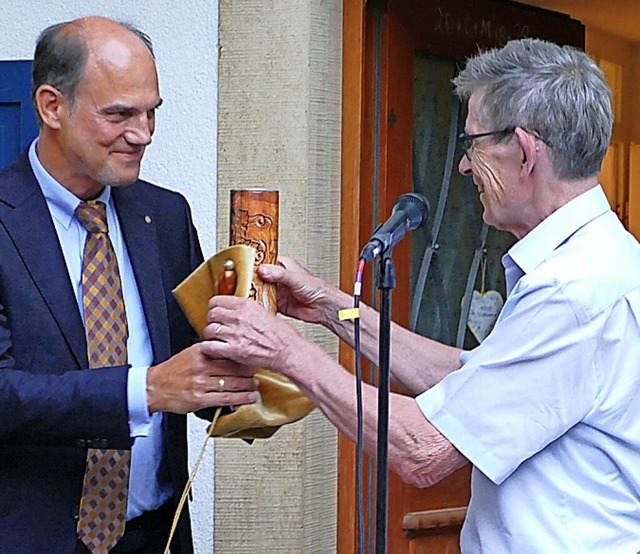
[230,190,279,311]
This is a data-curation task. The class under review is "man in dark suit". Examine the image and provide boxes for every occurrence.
[0,16,258,554]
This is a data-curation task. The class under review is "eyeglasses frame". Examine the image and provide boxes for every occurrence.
[457,128,516,161]
[457,127,549,161]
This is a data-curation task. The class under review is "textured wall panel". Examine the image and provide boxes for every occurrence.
[217,0,342,551]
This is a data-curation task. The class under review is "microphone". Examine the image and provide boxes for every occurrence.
[360,193,430,261]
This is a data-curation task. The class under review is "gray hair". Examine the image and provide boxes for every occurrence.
[453,39,613,180]
[32,19,154,123]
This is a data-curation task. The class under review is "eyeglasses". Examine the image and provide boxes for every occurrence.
[458,127,550,161]
[457,128,515,160]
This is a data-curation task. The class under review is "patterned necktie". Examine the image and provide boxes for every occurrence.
[75,200,131,554]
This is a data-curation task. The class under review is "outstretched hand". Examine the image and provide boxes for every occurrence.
[257,256,333,325]
[203,295,302,375]
[146,344,259,414]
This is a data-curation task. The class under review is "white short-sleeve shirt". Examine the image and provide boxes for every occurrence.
[417,186,640,553]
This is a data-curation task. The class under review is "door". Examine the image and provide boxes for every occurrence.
[0,60,38,169]
[339,1,584,552]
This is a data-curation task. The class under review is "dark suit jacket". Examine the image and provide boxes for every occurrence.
[0,153,204,553]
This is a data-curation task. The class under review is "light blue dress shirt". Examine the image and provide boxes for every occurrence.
[28,140,171,519]
[418,186,640,553]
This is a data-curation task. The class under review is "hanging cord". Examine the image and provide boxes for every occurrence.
[163,406,224,554]
[339,258,365,554]
[354,260,365,554]
[456,223,490,347]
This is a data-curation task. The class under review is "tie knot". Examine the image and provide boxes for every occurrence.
[76,201,108,234]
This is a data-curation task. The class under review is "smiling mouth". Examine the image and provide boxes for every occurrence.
[113,150,143,162]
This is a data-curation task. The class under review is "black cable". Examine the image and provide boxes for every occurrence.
[354,297,364,554]
[352,259,365,554]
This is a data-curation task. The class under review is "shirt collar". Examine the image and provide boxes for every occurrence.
[28,139,112,229]
[506,185,611,277]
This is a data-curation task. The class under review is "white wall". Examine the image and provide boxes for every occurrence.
[0,2,219,551]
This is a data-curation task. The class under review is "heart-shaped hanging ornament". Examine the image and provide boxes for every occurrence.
[467,289,503,343]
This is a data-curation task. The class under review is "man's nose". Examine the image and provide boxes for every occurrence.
[124,114,153,146]
[458,153,472,176]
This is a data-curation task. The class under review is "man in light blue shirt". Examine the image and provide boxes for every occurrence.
[202,39,640,552]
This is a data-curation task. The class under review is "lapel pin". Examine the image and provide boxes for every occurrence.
[144,215,152,224]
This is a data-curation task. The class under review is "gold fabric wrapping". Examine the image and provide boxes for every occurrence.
[172,190,314,439]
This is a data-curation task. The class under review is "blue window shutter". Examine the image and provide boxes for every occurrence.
[0,60,38,169]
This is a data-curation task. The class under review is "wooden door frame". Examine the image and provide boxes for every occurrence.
[338,1,466,550]
[338,2,366,548]
[339,2,424,551]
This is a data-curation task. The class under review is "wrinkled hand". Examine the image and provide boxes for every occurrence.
[257,256,333,325]
[146,343,259,414]
[203,295,303,375]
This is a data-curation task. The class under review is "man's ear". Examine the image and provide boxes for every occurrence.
[514,127,538,175]
[34,85,67,130]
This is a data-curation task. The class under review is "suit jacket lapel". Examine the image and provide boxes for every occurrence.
[0,155,87,366]
[113,186,171,363]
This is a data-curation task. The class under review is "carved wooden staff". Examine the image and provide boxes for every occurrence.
[230,189,279,312]
[172,189,313,440]
[207,189,313,439]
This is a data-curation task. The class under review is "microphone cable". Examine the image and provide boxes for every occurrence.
[340,258,366,554]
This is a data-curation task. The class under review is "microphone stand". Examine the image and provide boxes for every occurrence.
[375,248,396,554]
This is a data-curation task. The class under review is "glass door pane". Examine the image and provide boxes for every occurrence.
[410,53,515,348]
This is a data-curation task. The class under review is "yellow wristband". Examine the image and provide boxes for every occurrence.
[338,308,360,321]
